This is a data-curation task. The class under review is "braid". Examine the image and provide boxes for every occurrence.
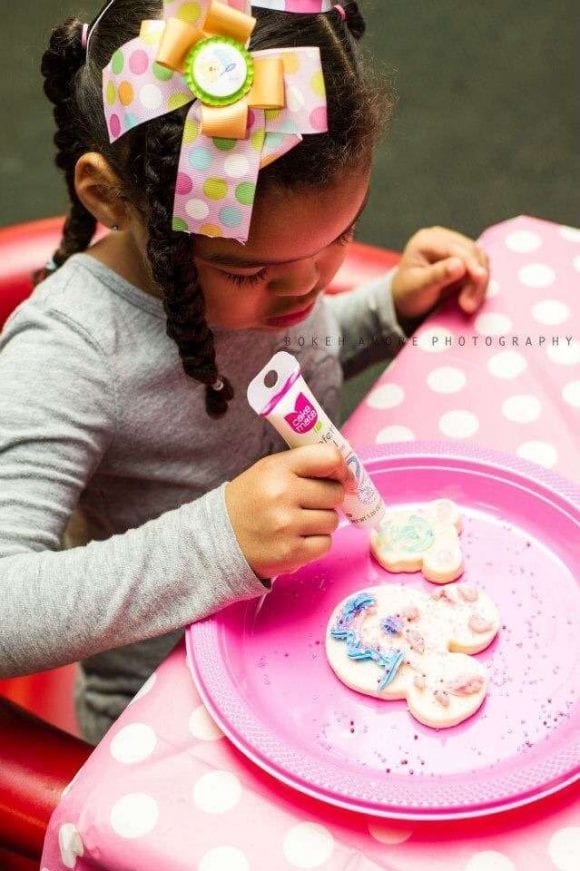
[37,18,96,284]
[144,114,234,418]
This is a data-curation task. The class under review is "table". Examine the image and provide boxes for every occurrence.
[41,216,579,870]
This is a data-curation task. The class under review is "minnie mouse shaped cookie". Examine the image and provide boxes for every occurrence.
[326,583,500,728]
[370,499,463,583]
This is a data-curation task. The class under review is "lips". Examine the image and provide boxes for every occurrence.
[265,299,317,327]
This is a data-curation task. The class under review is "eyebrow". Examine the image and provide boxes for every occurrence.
[200,190,370,269]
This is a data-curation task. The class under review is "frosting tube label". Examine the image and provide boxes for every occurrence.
[247,351,386,529]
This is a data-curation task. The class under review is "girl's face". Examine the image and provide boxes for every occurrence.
[192,167,371,331]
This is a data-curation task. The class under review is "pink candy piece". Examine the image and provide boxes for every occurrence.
[402,605,420,621]
[406,630,425,654]
[447,674,485,696]
[459,585,479,603]
[468,613,494,633]
[413,674,426,690]
[433,689,450,707]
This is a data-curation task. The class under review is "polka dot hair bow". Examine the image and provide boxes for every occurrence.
[252,1,333,10]
[102,0,328,241]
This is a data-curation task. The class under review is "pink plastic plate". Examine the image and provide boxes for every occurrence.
[186,442,580,820]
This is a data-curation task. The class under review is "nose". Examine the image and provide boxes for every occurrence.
[267,259,320,298]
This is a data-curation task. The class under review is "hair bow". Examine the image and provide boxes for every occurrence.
[102,0,328,242]
[252,1,333,10]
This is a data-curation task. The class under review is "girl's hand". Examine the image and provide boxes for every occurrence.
[391,226,490,328]
[226,445,352,580]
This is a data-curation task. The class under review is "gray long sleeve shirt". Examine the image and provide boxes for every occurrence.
[0,253,404,743]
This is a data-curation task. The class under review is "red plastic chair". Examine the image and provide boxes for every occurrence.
[0,216,400,866]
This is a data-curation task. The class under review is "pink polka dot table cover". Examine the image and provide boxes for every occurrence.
[41,216,579,870]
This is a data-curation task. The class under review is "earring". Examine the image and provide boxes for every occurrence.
[112,224,120,231]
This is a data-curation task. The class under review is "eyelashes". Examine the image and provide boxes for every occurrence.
[225,269,268,287]
[222,224,357,287]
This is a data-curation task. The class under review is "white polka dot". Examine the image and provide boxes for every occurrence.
[572,255,580,272]
[487,350,527,379]
[464,851,515,871]
[59,823,84,868]
[486,278,500,298]
[474,312,513,335]
[439,410,479,438]
[547,339,580,366]
[189,705,224,741]
[559,225,580,242]
[367,820,413,844]
[562,380,580,407]
[199,846,251,871]
[139,83,163,110]
[518,263,556,288]
[128,673,156,705]
[548,826,580,871]
[375,425,415,443]
[532,299,570,325]
[224,154,250,178]
[427,366,466,393]
[193,771,242,813]
[516,440,558,468]
[287,85,306,112]
[110,723,157,764]
[502,394,542,423]
[283,822,334,869]
[110,793,159,838]
[505,229,543,253]
[417,327,454,352]
[185,198,210,220]
[260,0,285,8]
[366,383,405,409]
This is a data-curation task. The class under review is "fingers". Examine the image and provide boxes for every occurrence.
[413,227,490,313]
[300,508,341,536]
[298,477,345,510]
[286,443,353,488]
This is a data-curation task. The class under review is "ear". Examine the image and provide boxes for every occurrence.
[74,153,129,230]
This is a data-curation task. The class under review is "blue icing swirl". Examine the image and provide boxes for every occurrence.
[382,514,434,553]
[330,594,404,691]
[330,592,375,640]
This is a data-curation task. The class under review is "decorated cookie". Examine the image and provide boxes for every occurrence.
[325,583,500,728]
[370,499,464,583]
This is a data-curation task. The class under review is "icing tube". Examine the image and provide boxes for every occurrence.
[247,351,386,529]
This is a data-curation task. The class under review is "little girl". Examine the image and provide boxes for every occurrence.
[0,0,488,744]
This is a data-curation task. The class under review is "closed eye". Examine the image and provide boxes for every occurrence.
[222,268,268,286]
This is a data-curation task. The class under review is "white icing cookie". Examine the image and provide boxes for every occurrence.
[325,583,500,728]
[370,499,464,583]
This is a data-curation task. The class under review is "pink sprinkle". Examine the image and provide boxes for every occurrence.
[434,689,450,707]
[406,630,425,654]
[459,585,479,603]
[469,613,493,633]
[414,675,426,690]
[402,605,420,621]
[447,674,485,696]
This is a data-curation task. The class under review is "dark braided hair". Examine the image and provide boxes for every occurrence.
[39,0,393,417]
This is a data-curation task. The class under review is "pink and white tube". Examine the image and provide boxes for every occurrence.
[247,351,386,529]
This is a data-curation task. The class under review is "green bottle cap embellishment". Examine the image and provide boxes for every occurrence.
[185,36,254,107]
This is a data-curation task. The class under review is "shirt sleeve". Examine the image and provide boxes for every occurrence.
[0,304,266,678]
[324,269,408,378]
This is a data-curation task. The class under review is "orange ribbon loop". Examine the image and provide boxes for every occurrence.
[248,57,285,109]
